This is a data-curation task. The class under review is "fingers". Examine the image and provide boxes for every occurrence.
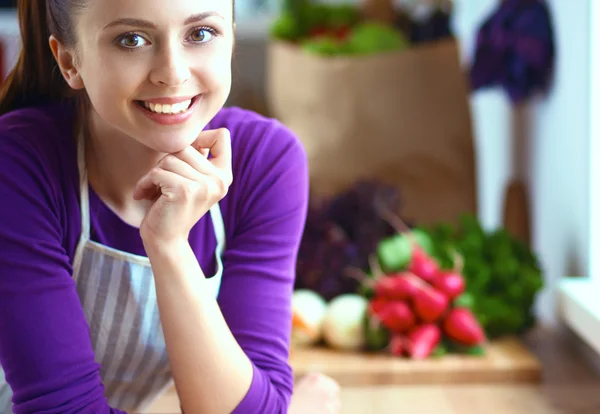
[174,147,216,176]
[133,129,232,202]
[206,128,232,172]
[157,153,204,181]
[133,167,193,201]
[174,146,231,195]
[191,128,232,180]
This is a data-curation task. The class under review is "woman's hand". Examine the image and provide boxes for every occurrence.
[133,128,232,247]
[289,372,342,414]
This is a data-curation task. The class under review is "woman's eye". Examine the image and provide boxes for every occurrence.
[190,28,214,43]
[119,34,147,48]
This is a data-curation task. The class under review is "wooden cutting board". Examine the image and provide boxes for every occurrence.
[289,337,542,386]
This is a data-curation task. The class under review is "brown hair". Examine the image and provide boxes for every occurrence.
[0,0,88,116]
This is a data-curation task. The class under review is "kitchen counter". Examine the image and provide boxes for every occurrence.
[144,326,600,413]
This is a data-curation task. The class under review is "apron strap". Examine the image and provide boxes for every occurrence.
[209,204,226,296]
[76,127,91,239]
[71,129,91,278]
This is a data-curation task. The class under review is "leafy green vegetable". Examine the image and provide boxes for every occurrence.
[431,343,448,358]
[454,292,475,309]
[415,214,544,339]
[270,1,359,42]
[377,234,412,273]
[304,3,359,30]
[376,228,435,274]
[441,338,485,356]
[270,2,409,58]
[269,13,303,42]
[302,36,348,56]
[465,345,485,356]
[411,228,435,255]
[301,22,410,57]
[363,313,390,351]
[343,23,410,56]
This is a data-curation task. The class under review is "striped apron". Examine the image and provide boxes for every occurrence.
[0,136,225,413]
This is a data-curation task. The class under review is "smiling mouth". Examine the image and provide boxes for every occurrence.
[135,95,200,115]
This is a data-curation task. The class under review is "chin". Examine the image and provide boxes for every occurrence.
[145,135,195,154]
[118,101,216,153]
[145,127,206,154]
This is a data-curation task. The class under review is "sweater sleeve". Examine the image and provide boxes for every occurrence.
[217,122,309,414]
[0,135,126,414]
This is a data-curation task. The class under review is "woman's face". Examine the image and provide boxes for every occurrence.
[72,0,234,153]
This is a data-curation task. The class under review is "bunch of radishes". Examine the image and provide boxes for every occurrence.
[362,244,486,359]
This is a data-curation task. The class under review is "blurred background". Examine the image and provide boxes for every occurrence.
[211,0,593,350]
[2,2,600,412]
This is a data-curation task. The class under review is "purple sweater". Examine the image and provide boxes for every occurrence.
[0,101,308,414]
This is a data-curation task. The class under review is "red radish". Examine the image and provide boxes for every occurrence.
[409,248,439,283]
[413,285,449,323]
[368,296,389,315]
[346,264,423,301]
[363,255,419,300]
[374,301,415,333]
[374,272,424,300]
[433,249,466,299]
[443,308,486,346]
[345,266,398,299]
[389,334,405,356]
[371,276,398,299]
[389,272,425,299]
[405,324,442,359]
[356,275,407,300]
[433,271,466,299]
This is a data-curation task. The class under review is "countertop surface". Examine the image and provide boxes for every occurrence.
[144,326,600,413]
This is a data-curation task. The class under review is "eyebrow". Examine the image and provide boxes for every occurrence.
[103,12,223,30]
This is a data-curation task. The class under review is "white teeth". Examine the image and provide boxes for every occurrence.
[143,99,192,114]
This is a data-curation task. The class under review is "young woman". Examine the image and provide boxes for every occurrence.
[0,0,340,413]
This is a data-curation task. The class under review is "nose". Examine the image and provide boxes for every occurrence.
[149,42,191,87]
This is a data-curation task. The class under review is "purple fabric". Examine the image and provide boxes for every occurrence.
[0,100,308,414]
[469,0,555,103]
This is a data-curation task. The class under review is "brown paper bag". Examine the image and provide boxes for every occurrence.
[266,38,478,226]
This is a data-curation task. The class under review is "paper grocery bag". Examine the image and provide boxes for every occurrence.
[266,38,478,225]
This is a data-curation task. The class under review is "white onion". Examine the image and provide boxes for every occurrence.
[291,289,328,346]
[322,294,368,351]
